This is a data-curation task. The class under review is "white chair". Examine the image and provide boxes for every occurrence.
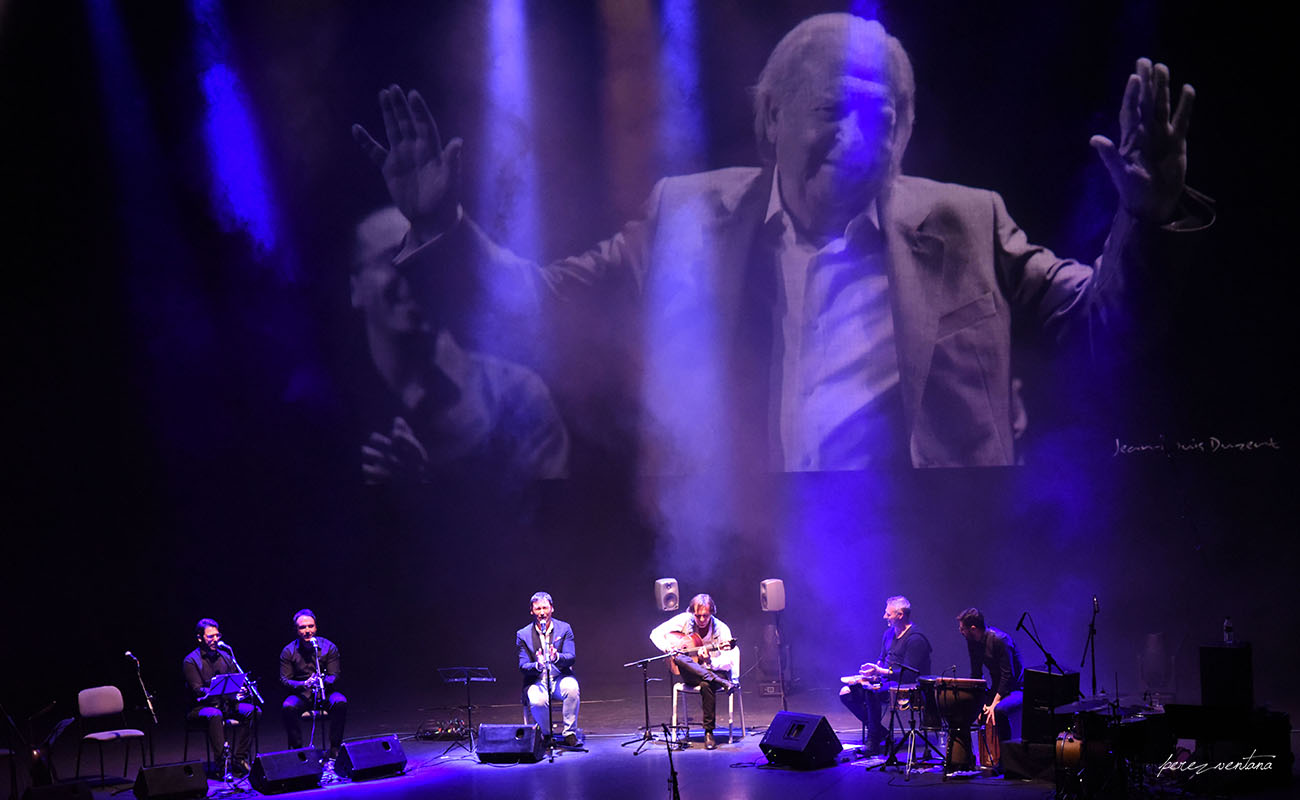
[74,686,147,781]
[671,649,746,744]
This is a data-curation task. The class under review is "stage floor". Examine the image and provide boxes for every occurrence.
[27,683,1294,799]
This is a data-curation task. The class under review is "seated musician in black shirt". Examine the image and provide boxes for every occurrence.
[182,618,257,776]
[957,607,1023,744]
[840,595,932,755]
[279,609,348,759]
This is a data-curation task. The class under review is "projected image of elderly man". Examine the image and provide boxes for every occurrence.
[353,13,1208,472]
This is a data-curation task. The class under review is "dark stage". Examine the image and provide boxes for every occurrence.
[15,679,1296,800]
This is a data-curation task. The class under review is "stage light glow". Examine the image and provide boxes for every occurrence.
[657,0,706,175]
[474,0,540,361]
[480,0,538,258]
[190,0,295,281]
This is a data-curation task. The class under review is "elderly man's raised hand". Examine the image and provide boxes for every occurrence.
[353,86,463,245]
[1091,58,1193,224]
[360,416,431,484]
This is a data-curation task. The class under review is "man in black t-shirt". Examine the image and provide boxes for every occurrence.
[840,595,932,755]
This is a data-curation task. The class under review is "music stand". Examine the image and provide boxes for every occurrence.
[202,673,248,702]
[438,667,495,755]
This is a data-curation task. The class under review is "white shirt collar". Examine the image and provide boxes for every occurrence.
[764,166,882,246]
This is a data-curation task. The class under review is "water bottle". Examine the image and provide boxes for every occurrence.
[1223,617,1234,645]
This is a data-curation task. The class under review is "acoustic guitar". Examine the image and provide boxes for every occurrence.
[664,631,736,676]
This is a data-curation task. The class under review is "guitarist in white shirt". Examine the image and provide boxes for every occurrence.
[650,593,736,750]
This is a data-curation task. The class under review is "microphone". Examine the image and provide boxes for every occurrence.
[309,637,320,649]
[1016,611,1028,631]
[1093,595,1100,614]
[216,641,233,652]
[124,651,139,662]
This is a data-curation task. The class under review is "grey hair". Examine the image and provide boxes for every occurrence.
[752,13,915,174]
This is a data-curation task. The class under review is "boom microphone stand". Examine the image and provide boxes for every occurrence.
[1078,597,1100,698]
[216,641,263,781]
[622,653,674,753]
[1016,613,1064,676]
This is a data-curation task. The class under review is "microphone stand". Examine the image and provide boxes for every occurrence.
[218,642,263,780]
[622,653,674,753]
[127,653,159,765]
[660,724,681,800]
[542,641,556,762]
[1078,602,1100,698]
[1016,614,1064,675]
[309,639,325,750]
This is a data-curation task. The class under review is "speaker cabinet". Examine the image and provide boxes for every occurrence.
[760,579,785,612]
[655,578,679,611]
[759,711,841,769]
[250,748,323,794]
[1022,667,1080,743]
[476,724,546,763]
[132,762,207,799]
[1200,644,1253,709]
[336,735,406,780]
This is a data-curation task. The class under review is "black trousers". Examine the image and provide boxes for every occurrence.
[282,692,348,751]
[672,657,727,731]
[839,684,889,745]
[188,701,256,761]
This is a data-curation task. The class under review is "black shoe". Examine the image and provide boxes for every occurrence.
[711,676,733,692]
[704,731,717,750]
[865,737,892,757]
[563,732,578,747]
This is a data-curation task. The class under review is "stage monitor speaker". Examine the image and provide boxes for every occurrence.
[250,748,324,794]
[23,784,92,800]
[760,579,785,612]
[336,734,406,780]
[759,711,841,769]
[132,762,207,799]
[655,578,679,611]
[476,724,545,763]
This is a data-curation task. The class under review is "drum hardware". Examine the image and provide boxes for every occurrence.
[870,683,944,780]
